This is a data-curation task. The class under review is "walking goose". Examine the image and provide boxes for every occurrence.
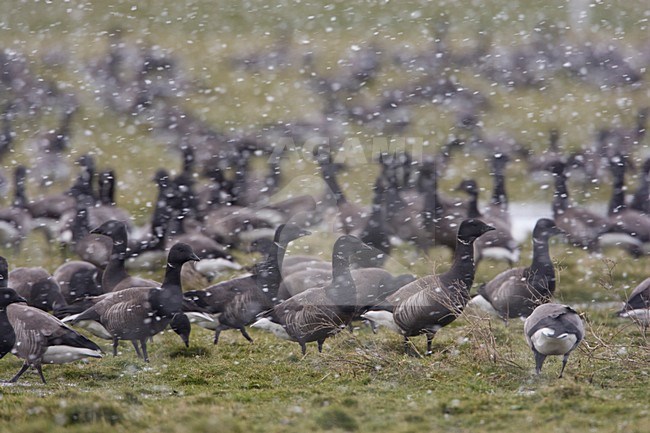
[617,277,650,328]
[1,283,102,384]
[65,243,199,362]
[524,303,584,378]
[252,235,374,354]
[469,218,563,320]
[361,219,495,355]
[183,223,311,344]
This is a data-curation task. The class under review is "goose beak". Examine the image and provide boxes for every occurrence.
[190,253,201,262]
[484,224,496,233]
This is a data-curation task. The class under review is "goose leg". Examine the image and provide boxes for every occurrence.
[299,341,307,356]
[533,350,546,375]
[558,353,570,378]
[112,337,120,356]
[140,339,149,363]
[239,327,253,343]
[213,329,221,345]
[8,362,31,383]
[425,333,434,355]
[132,340,142,358]
[317,339,325,353]
[403,336,420,357]
[36,365,46,384]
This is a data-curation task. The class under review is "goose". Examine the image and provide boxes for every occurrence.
[64,243,199,362]
[1,287,102,384]
[8,266,67,312]
[361,219,495,355]
[0,166,32,251]
[524,303,584,378]
[317,156,369,235]
[469,218,563,320]
[53,260,103,304]
[547,160,610,251]
[90,220,160,292]
[252,235,374,354]
[605,155,650,256]
[456,179,519,265]
[183,222,311,344]
[357,174,393,267]
[617,277,650,329]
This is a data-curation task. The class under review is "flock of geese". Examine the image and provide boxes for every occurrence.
[1,25,650,384]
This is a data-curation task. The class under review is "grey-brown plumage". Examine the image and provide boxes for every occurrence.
[9,266,67,312]
[254,235,374,354]
[67,243,199,362]
[473,218,563,320]
[365,219,495,355]
[617,277,650,328]
[1,286,102,384]
[524,303,584,377]
[184,223,311,344]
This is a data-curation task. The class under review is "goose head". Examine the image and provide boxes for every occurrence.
[532,218,564,241]
[167,242,201,267]
[90,219,127,239]
[276,222,312,245]
[457,219,495,244]
[0,288,27,308]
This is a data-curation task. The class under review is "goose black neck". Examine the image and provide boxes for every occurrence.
[491,167,507,208]
[422,183,443,231]
[255,231,291,302]
[12,170,27,209]
[0,309,15,358]
[465,191,481,218]
[608,164,627,215]
[162,261,184,291]
[630,169,650,213]
[103,226,130,290]
[552,172,569,215]
[322,169,347,205]
[529,235,556,294]
[328,246,356,313]
[446,237,478,293]
[71,205,90,243]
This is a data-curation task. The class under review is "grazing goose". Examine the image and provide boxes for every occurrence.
[469,218,563,320]
[616,277,650,329]
[252,235,374,354]
[547,160,610,251]
[9,266,67,312]
[524,303,584,378]
[457,179,519,265]
[0,287,102,384]
[65,243,199,362]
[53,260,103,304]
[361,219,495,355]
[184,223,311,344]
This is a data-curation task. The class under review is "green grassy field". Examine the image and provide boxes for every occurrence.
[1,1,650,432]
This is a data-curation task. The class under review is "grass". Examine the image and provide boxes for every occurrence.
[2,0,650,432]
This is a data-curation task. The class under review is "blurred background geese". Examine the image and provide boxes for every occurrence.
[361,219,495,355]
[0,287,102,384]
[524,303,584,378]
